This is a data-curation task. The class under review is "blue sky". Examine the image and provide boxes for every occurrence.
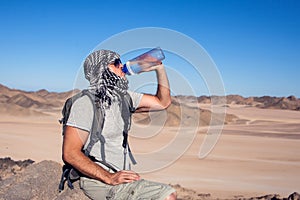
[0,0,299,97]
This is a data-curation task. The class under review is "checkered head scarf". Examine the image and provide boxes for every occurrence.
[83,50,128,108]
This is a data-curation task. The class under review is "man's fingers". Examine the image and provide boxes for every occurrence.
[120,170,140,180]
[111,170,141,185]
[141,63,164,72]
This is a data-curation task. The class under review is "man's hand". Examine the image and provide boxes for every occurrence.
[108,170,141,185]
[139,62,163,73]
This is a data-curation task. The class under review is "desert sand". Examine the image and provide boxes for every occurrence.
[135,106,300,198]
[0,84,299,199]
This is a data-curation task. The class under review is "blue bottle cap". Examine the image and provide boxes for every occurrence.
[122,64,129,75]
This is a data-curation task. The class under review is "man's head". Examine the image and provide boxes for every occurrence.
[83,50,128,107]
[84,50,125,85]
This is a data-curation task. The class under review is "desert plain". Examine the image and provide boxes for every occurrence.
[0,84,299,199]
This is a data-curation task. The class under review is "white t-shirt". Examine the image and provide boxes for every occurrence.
[67,91,143,170]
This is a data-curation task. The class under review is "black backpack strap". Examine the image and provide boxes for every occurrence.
[82,91,105,159]
[121,92,137,170]
[58,164,81,192]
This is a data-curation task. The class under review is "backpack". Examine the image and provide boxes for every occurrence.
[58,89,136,192]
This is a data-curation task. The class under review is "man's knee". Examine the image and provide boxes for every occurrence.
[164,192,177,200]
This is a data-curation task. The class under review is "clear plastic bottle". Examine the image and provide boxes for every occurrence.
[122,47,165,75]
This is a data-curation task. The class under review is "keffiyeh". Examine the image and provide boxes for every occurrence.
[83,50,128,108]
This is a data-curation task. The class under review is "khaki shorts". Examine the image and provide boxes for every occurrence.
[80,176,175,200]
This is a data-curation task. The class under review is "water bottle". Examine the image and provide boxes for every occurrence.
[122,47,165,75]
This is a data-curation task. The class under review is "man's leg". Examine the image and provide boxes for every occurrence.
[109,179,176,200]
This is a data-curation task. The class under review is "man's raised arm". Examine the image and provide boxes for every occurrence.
[135,64,171,112]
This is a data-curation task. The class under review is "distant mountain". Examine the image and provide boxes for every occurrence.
[254,96,300,110]
[1,83,299,126]
[0,83,79,116]
[192,94,300,111]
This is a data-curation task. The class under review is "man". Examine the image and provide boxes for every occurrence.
[62,49,177,200]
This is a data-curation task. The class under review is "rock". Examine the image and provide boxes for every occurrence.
[287,95,297,101]
[248,194,281,200]
[0,157,34,180]
[171,184,211,200]
[0,160,88,200]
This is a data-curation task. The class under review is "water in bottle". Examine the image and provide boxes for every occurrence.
[122,47,165,75]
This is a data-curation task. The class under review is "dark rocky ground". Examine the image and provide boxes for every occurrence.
[0,158,299,200]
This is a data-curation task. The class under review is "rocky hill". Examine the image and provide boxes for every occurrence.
[1,83,299,127]
[195,94,300,111]
[0,157,88,200]
[0,84,79,116]
[0,158,299,200]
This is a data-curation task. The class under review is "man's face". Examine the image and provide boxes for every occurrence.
[108,62,126,78]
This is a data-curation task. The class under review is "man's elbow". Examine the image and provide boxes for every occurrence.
[62,151,70,164]
[62,150,76,165]
[161,98,171,110]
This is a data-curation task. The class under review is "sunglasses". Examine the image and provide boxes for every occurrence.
[113,58,122,67]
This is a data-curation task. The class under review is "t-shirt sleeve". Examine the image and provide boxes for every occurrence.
[128,90,143,109]
[66,95,94,132]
